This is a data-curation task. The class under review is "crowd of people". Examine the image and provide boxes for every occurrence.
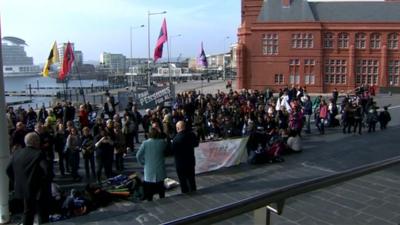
[5,84,392,224]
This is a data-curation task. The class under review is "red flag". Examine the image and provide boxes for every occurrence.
[153,18,168,62]
[59,42,75,80]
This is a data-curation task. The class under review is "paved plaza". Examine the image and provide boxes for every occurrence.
[49,92,400,225]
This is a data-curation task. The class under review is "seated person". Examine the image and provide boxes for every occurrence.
[286,129,302,153]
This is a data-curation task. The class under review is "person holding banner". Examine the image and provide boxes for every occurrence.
[172,121,199,193]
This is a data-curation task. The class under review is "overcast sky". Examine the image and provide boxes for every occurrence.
[1,0,240,64]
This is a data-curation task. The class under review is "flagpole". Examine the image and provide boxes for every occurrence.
[0,20,11,224]
[147,11,151,87]
[147,11,167,88]
[74,63,86,104]
[167,37,171,85]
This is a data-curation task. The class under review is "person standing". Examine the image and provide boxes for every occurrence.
[136,128,167,201]
[81,127,96,179]
[171,121,199,193]
[317,100,328,135]
[54,123,68,176]
[353,102,363,135]
[7,132,51,225]
[114,126,127,172]
[10,122,27,152]
[332,88,339,104]
[78,104,89,130]
[35,123,55,181]
[95,129,114,183]
[302,95,312,134]
[66,127,82,181]
[103,97,117,119]
[131,105,142,144]
[379,106,391,130]
[367,107,378,133]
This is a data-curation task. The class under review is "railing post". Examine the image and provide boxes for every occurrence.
[266,208,271,225]
[254,207,267,225]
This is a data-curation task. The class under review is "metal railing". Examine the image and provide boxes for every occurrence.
[163,155,400,225]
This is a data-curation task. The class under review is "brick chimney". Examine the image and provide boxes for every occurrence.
[282,0,292,7]
[241,0,264,25]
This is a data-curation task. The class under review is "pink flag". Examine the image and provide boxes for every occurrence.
[153,18,168,62]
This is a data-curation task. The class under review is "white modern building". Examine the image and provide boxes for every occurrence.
[100,52,126,74]
[1,36,40,76]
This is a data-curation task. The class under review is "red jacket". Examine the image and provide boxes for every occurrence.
[79,110,89,128]
[319,105,328,119]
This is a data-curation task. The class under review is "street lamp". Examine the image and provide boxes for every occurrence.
[130,24,145,90]
[168,34,182,84]
[147,10,167,87]
[223,36,230,81]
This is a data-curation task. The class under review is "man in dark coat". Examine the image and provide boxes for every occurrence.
[11,122,27,152]
[172,121,199,193]
[63,102,76,125]
[7,132,51,225]
[53,102,64,120]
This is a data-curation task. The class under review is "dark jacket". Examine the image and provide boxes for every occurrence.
[172,130,199,170]
[7,147,50,199]
[303,100,312,115]
[11,129,27,150]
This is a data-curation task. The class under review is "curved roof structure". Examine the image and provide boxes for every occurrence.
[2,36,28,45]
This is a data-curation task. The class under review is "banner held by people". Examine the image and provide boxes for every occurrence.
[195,137,249,174]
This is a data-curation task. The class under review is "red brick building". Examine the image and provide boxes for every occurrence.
[237,0,400,93]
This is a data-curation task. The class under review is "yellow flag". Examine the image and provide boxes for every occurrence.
[42,41,59,77]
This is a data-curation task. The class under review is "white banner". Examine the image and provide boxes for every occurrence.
[195,137,249,174]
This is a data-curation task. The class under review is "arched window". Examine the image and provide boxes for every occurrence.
[370,33,381,49]
[324,32,333,48]
[355,33,366,49]
[338,32,349,48]
[388,33,398,49]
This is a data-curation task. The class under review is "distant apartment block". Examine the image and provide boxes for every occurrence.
[100,52,126,73]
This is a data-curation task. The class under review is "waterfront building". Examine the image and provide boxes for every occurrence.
[100,52,126,74]
[126,58,148,74]
[58,42,75,63]
[74,50,83,66]
[237,0,400,92]
[1,36,40,76]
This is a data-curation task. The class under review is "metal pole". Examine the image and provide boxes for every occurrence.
[223,55,226,81]
[266,208,271,225]
[130,26,133,90]
[0,21,11,224]
[167,36,171,85]
[223,36,230,81]
[147,11,151,87]
[147,11,166,88]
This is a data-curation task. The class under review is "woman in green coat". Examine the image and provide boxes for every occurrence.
[136,127,167,201]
